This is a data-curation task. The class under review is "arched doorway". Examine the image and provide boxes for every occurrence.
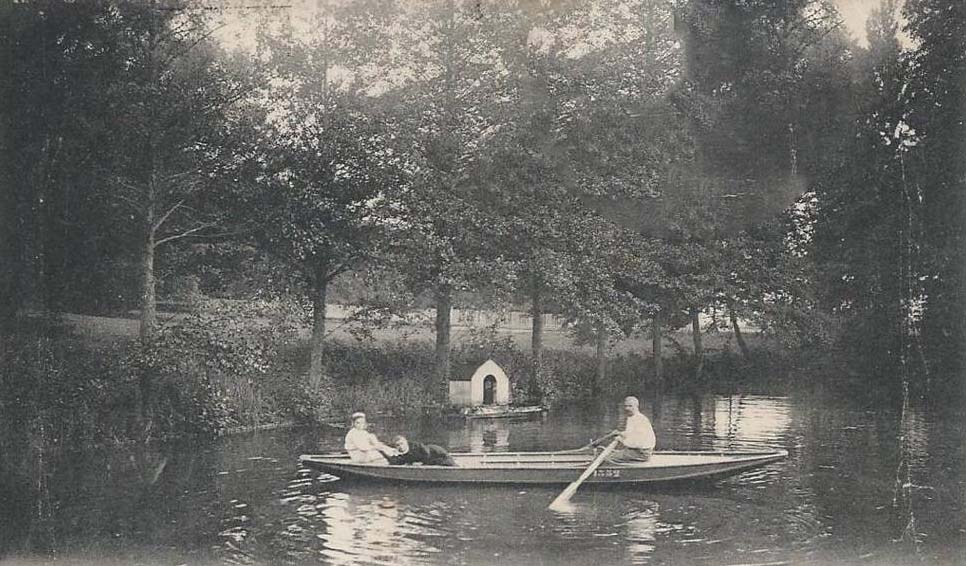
[482,375,497,405]
[462,360,510,407]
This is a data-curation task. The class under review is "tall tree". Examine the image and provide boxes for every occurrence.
[249,0,404,390]
[635,0,852,375]
[98,3,252,342]
[812,0,915,380]
[253,106,401,391]
[903,0,966,384]
[1,1,123,324]
[387,0,519,389]
[515,0,686,384]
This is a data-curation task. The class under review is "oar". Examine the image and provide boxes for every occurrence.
[556,433,614,454]
[548,439,619,511]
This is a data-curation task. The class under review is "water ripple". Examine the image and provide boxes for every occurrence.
[159,394,966,565]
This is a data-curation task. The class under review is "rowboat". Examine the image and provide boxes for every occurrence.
[298,448,787,485]
[458,405,547,419]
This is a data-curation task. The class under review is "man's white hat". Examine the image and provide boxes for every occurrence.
[351,411,366,420]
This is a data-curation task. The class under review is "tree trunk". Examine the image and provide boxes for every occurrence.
[308,277,328,391]
[652,312,663,385]
[139,226,157,343]
[22,133,61,315]
[139,145,159,343]
[595,325,607,394]
[138,25,163,345]
[691,308,704,380]
[0,172,18,333]
[31,180,48,314]
[17,168,47,315]
[434,287,452,388]
[730,307,750,360]
[4,173,40,333]
[135,221,157,438]
[530,282,544,397]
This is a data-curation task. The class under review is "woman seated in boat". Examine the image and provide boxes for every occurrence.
[594,396,655,464]
[344,412,396,465]
[387,435,457,467]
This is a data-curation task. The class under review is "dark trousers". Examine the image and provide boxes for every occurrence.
[607,447,653,464]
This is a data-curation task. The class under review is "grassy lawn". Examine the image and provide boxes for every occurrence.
[61,309,757,357]
[18,309,778,441]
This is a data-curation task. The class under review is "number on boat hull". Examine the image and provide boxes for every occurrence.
[593,469,621,479]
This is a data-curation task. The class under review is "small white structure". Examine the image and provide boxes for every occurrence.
[448,359,510,407]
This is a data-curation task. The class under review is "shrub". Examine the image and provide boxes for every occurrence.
[127,297,307,437]
[322,340,441,416]
[0,324,139,446]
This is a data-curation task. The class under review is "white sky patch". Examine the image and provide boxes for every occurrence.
[327,64,355,92]
[833,0,910,48]
[527,27,555,55]
[833,0,878,47]
[212,0,900,56]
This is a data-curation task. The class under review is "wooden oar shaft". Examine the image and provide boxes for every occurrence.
[548,439,619,510]
[558,432,617,454]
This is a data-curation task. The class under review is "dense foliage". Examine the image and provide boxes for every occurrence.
[2,0,963,442]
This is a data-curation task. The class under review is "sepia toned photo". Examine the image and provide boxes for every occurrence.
[1,0,963,564]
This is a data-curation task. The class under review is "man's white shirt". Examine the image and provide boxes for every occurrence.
[621,412,656,450]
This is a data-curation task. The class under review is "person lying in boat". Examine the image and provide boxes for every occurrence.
[344,412,396,465]
[593,396,656,464]
[387,435,457,467]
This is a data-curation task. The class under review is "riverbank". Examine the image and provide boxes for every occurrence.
[1,306,799,449]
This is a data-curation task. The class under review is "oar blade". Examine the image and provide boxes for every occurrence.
[547,440,619,510]
[548,497,576,513]
[548,485,579,511]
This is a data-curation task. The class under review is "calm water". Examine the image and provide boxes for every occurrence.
[1,391,964,566]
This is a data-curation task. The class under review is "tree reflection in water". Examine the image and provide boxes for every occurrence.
[0,421,55,554]
[4,392,964,565]
[623,503,660,564]
[892,390,928,551]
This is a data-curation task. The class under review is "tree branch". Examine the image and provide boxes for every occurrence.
[154,222,216,247]
[158,21,229,71]
[113,187,146,216]
[153,197,187,233]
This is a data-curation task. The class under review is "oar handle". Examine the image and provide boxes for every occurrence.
[590,430,620,446]
[569,431,618,452]
[556,432,616,455]
[548,439,619,510]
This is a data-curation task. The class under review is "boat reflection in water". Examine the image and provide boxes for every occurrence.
[547,492,670,565]
[317,493,427,566]
[623,503,661,564]
[265,479,450,566]
[447,418,511,452]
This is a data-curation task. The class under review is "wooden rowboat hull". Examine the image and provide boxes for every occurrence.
[298,449,787,485]
[459,405,547,419]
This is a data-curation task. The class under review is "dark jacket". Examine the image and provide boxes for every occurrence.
[388,442,457,466]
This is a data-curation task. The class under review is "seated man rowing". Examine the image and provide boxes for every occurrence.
[387,435,457,467]
[593,396,656,464]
